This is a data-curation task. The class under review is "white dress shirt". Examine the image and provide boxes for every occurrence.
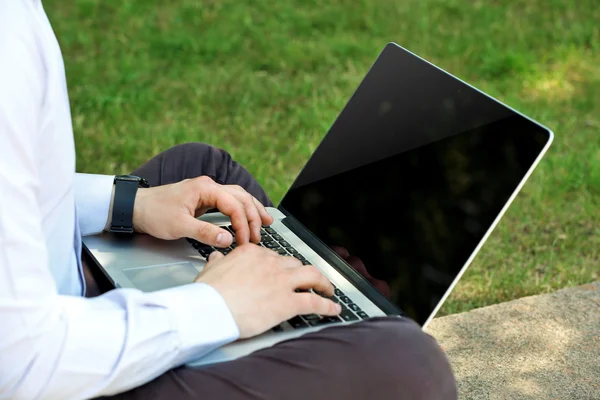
[0,1,239,399]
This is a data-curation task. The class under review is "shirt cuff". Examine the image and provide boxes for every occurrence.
[74,173,115,236]
[149,282,240,363]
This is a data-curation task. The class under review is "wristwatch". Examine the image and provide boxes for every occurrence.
[108,175,149,234]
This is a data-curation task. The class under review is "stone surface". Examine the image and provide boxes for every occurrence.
[425,282,600,399]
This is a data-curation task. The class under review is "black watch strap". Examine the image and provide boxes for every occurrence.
[109,175,148,234]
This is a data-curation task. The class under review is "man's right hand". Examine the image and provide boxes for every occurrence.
[195,244,341,339]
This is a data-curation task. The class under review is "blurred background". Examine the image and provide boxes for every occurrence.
[46,0,599,316]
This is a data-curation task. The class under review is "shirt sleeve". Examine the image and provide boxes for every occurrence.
[74,173,115,235]
[1,116,241,398]
[41,284,240,398]
[0,7,239,399]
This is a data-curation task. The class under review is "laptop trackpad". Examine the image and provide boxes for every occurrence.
[123,262,199,292]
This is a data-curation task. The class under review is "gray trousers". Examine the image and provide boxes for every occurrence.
[85,143,457,400]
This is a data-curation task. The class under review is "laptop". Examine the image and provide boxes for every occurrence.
[82,42,553,366]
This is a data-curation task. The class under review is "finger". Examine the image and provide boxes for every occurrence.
[226,187,262,244]
[278,254,303,269]
[293,292,341,317]
[181,217,233,247]
[199,182,250,244]
[289,265,334,296]
[253,198,274,226]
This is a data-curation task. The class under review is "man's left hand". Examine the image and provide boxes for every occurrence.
[131,176,273,247]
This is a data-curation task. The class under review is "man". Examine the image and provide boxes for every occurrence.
[0,1,457,399]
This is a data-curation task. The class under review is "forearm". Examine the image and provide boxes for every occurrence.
[92,174,146,233]
[1,284,239,399]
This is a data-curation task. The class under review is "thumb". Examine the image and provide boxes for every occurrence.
[208,251,225,263]
[181,217,233,247]
[194,250,224,283]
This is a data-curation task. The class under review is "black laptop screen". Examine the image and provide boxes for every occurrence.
[279,44,550,325]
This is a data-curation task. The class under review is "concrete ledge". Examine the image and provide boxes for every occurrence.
[425,282,600,399]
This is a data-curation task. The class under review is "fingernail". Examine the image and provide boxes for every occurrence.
[336,303,342,313]
[216,231,232,246]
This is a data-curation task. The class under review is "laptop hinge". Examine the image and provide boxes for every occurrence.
[278,207,403,317]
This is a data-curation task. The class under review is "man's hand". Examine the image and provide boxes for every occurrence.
[132,176,273,247]
[195,244,341,339]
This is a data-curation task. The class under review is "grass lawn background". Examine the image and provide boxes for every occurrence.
[46,0,599,316]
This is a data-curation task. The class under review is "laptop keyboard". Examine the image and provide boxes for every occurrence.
[187,225,369,329]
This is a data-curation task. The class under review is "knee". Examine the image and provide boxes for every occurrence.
[159,142,271,206]
[167,142,231,161]
[166,142,234,179]
[351,317,457,399]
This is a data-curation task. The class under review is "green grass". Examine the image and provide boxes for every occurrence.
[46,0,599,316]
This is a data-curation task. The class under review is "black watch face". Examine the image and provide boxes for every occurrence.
[116,175,142,182]
[116,175,149,187]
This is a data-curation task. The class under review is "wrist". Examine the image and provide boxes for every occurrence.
[132,187,150,233]
[106,175,149,234]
